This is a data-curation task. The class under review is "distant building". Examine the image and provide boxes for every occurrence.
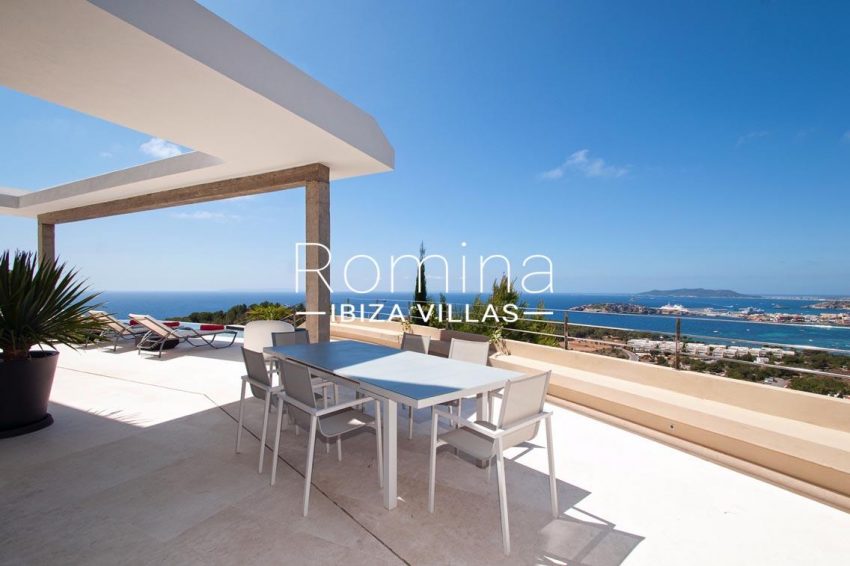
[626,339,798,361]
[660,303,689,315]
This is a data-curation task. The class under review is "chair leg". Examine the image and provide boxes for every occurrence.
[324,390,330,454]
[236,381,246,453]
[259,394,271,474]
[545,414,558,518]
[489,394,495,423]
[408,405,414,440]
[495,441,510,555]
[303,416,318,517]
[428,408,439,513]
[270,400,284,486]
[375,400,383,488]
[451,404,460,456]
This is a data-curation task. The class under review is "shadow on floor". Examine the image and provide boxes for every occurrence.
[226,394,644,565]
[535,513,644,565]
[1,378,644,565]
[86,337,242,362]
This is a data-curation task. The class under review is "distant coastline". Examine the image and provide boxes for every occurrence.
[809,300,850,310]
[97,290,850,351]
[571,300,850,328]
[638,288,758,298]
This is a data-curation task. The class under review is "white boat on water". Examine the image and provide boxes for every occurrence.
[660,303,688,315]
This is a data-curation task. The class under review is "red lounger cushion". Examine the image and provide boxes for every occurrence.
[200,324,226,331]
[130,319,180,328]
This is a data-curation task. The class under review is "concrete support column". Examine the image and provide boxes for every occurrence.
[305,178,330,342]
[37,220,55,263]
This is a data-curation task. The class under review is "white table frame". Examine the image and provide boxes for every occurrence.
[265,340,521,509]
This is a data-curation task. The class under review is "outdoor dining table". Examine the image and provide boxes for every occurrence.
[264,339,523,510]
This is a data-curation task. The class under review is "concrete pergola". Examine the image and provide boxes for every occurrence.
[0,0,394,342]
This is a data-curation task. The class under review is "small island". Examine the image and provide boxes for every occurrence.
[571,303,654,314]
[809,300,850,310]
[638,288,758,298]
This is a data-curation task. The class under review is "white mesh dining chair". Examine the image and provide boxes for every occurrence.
[244,320,295,377]
[272,329,337,411]
[271,328,310,348]
[236,347,330,473]
[401,333,431,439]
[447,338,491,425]
[244,320,295,352]
[271,359,383,516]
[448,337,490,365]
[235,347,282,475]
[428,371,558,555]
[401,332,430,353]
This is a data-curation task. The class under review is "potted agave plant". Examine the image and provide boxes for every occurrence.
[0,251,103,438]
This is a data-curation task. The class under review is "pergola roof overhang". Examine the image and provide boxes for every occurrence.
[0,0,394,342]
[0,0,394,220]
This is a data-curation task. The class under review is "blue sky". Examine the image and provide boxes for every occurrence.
[1,0,849,295]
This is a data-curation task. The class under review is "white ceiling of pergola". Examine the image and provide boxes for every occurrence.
[0,0,394,218]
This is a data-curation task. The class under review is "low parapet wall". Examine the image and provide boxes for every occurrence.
[330,318,850,509]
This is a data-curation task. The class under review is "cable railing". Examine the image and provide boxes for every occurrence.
[359,297,850,330]
[337,297,850,346]
[332,296,850,388]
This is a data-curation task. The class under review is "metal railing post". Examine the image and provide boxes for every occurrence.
[563,313,569,350]
[674,317,681,370]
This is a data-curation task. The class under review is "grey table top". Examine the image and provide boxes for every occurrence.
[264,340,522,408]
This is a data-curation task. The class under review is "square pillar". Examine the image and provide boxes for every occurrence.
[37,221,55,263]
[305,178,330,342]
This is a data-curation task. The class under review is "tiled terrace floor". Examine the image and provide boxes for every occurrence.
[1,341,848,565]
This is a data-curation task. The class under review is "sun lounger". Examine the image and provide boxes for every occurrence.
[88,310,149,351]
[129,313,237,357]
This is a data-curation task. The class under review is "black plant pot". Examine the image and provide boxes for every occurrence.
[0,350,58,438]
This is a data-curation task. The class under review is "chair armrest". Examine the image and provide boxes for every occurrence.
[434,406,500,437]
[435,406,551,438]
[496,411,551,436]
[241,375,283,393]
[307,368,358,391]
[315,396,376,416]
[276,393,318,415]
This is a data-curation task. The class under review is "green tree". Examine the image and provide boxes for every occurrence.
[410,241,431,325]
[246,303,293,321]
[173,301,305,326]
[450,276,559,347]
[789,375,849,397]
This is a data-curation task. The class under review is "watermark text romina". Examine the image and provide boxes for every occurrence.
[294,243,554,295]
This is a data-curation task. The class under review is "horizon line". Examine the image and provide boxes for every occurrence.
[97,289,850,298]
